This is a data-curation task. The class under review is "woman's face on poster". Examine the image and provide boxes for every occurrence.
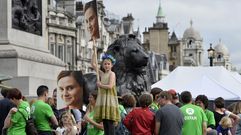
[85,7,99,39]
[57,76,83,109]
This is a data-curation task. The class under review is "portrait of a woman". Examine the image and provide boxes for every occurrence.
[57,71,87,109]
[84,0,100,41]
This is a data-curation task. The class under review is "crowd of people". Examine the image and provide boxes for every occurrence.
[1,51,241,135]
[2,85,241,135]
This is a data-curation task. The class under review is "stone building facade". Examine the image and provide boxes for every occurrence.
[142,2,170,79]
[0,0,143,96]
[181,20,204,67]
[142,1,205,80]
[0,0,65,96]
[47,3,77,70]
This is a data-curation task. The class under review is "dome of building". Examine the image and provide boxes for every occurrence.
[183,20,202,40]
[214,40,229,56]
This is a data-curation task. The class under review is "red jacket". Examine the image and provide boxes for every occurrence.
[123,107,155,135]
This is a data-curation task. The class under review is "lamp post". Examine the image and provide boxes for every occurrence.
[207,43,215,66]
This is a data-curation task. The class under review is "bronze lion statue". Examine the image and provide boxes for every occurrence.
[107,34,151,97]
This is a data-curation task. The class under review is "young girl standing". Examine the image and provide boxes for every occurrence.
[91,50,120,135]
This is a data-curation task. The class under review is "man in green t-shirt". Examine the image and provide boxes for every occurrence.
[31,85,58,135]
[180,91,207,135]
[195,95,217,135]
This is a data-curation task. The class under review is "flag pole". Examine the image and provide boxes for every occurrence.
[93,39,100,82]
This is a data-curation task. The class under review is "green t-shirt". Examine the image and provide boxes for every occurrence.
[205,109,215,127]
[180,104,208,135]
[87,111,104,135]
[149,102,159,112]
[8,101,30,135]
[119,104,127,115]
[31,100,54,131]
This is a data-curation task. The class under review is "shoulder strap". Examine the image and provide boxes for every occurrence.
[18,109,27,122]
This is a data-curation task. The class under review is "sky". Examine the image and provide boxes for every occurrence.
[99,0,241,70]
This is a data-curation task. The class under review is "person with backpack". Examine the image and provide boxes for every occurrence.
[3,88,30,135]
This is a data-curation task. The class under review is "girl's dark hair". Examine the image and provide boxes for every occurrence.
[7,88,22,100]
[57,71,87,104]
[57,71,84,86]
[138,93,153,108]
[195,95,209,109]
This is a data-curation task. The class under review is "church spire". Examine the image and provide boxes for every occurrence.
[156,0,165,23]
[219,38,222,44]
[190,19,193,27]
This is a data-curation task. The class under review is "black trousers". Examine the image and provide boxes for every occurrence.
[103,119,115,135]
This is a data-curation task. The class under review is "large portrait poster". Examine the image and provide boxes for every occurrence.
[84,0,100,41]
[56,71,85,110]
[12,0,42,35]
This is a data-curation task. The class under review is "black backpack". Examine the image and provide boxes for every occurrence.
[19,109,38,135]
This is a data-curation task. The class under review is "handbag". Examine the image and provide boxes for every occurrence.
[19,109,38,135]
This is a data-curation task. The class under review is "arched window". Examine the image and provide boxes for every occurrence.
[187,40,192,48]
[217,54,222,61]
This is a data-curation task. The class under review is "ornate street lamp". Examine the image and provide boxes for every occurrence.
[207,43,215,66]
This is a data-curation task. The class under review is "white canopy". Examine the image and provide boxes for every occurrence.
[151,66,241,100]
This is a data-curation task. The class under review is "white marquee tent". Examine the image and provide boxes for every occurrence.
[151,66,241,100]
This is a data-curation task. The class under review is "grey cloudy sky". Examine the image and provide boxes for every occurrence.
[102,0,241,69]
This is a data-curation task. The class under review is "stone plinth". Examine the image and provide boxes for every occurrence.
[0,0,65,96]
